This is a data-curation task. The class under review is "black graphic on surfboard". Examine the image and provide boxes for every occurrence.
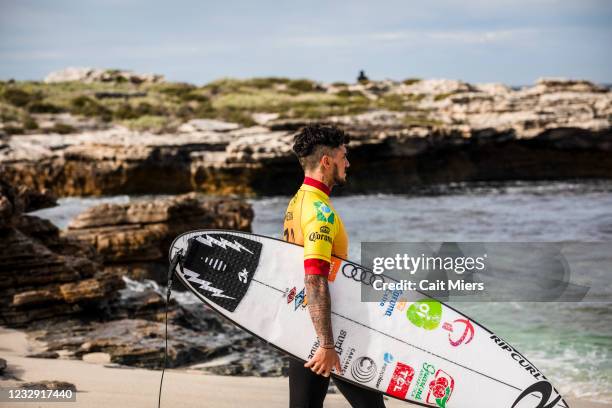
[182,233,262,312]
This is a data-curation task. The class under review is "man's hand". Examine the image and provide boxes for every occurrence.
[304,346,342,377]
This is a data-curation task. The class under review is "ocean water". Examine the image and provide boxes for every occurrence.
[32,180,612,402]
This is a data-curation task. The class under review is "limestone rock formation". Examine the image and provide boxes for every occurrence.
[1,78,610,196]
[44,67,164,84]
[20,381,77,392]
[0,179,124,326]
[63,193,253,282]
[396,78,476,96]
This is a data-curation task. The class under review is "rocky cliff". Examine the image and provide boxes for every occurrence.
[64,193,253,282]
[1,77,610,196]
[0,180,123,326]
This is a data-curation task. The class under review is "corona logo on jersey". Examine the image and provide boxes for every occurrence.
[308,232,332,243]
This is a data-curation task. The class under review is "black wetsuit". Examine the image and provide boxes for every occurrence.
[289,358,385,408]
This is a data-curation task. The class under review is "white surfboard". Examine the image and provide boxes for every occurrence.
[169,230,569,408]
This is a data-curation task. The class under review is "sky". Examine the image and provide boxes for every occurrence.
[0,0,610,86]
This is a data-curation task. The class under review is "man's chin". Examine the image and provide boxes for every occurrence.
[335,176,347,187]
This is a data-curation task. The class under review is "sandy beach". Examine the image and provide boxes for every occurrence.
[0,327,608,408]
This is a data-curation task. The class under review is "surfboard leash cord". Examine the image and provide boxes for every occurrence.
[157,249,184,408]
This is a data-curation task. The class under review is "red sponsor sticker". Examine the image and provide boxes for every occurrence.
[442,318,475,347]
[386,362,415,399]
[287,287,296,304]
[426,369,455,407]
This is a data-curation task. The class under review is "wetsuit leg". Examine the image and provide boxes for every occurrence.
[333,377,385,408]
[288,357,330,408]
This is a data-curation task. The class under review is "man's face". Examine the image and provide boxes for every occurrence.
[330,145,350,186]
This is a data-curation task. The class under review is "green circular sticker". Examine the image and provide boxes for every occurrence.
[407,299,442,330]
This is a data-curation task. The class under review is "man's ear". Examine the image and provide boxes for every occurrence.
[320,154,331,169]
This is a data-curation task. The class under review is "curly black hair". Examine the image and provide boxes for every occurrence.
[292,124,349,170]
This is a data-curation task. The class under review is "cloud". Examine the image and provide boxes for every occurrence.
[0,49,66,60]
[275,28,536,48]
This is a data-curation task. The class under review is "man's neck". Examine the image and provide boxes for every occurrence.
[304,172,333,194]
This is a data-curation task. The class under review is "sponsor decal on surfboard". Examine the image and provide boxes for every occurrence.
[386,362,415,399]
[286,287,296,303]
[340,347,356,374]
[292,288,308,310]
[426,369,454,408]
[442,318,475,347]
[376,353,394,388]
[379,289,403,317]
[511,380,568,408]
[410,362,436,401]
[351,356,378,383]
[407,299,443,330]
[490,334,547,381]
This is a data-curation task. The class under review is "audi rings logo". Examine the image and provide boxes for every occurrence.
[351,356,377,383]
[342,263,387,287]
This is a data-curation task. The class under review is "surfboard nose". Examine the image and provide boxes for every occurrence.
[180,233,262,312]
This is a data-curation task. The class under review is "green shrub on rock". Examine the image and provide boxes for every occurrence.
[50,123,76,134]
[27,101,65,114]
[121,115,175,133]
[70,96,112,121]
[180,91,210,103]
[402,78,421,86]
[287,79,317,93]
[249,77,290,89]
[2,88,36,107]
[3,125,24,135]
[22,116,39,130]
[155,82,197,99]
[114,102,167,120]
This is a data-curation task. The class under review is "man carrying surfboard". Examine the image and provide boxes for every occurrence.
[283,124,385,408]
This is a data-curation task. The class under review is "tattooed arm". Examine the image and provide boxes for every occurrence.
[304,274,334,346]
[303,274,341,377]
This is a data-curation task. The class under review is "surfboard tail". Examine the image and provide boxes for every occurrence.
[180,233,263,312]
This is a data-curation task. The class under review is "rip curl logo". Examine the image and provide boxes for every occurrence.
[511,381,566,408]
[314,201,335,224]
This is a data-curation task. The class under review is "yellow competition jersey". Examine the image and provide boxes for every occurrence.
[283,178,348,279]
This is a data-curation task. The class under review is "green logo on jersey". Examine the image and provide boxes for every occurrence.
[407,299,442,330]
[314,201,335,224]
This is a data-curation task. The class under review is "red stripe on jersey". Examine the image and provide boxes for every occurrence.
[304,258,331,276]
[303,177,331,196]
